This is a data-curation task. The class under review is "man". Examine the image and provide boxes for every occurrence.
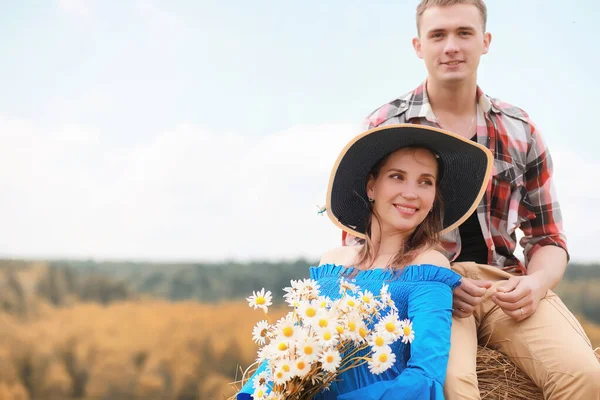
[348,0,600,398]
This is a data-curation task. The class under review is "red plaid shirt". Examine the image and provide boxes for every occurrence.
[343,83,568,273]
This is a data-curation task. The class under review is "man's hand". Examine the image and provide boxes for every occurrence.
[491,275,547,321]
[453,278,493,318]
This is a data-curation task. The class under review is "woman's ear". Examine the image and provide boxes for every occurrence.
[366,176,375,200]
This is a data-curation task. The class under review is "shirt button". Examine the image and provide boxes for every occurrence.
[491,245,496,250]
[400,100,407,108]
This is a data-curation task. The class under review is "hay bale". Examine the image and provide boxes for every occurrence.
[476,346,600,399]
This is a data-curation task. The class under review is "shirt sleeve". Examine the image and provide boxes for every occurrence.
[337,282,454,400]
[519,121,569,265]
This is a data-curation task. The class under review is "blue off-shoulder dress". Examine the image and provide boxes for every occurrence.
[238,263,462,400]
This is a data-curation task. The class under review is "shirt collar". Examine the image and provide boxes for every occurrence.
[405,81,500,122]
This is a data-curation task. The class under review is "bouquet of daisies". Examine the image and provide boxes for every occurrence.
[238,277,415,400]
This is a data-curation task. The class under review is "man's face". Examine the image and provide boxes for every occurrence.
[413,4,491,84]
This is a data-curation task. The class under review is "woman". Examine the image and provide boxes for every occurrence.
[238,124,492,399]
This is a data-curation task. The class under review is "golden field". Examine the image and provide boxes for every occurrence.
[0,299,597,400]
[0,299,289,400]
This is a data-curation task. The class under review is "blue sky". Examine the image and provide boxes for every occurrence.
[0,1,598,262]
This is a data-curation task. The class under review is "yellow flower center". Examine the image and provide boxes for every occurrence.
[336,326,344,334]
[304,345,313,355]
[276,371,283,379]
[283,327,294,337]
[359,328,368,338]
[403,326,411,336]
[278,342,288,351]
[306,308,317,317]
[385,322,395,332]
[256,297,266,305]
[362,296,371,303]
[375,337,384,347]
[347,300,355,307]
[326,355,334,363]
[297,361,306,370]
[378,353,388,363]
[323,332,331,341]
[257,389,264,397]
[282,364,290,372]
[320,301,327,308]
[348,322,356,331]
[319,319,328,328]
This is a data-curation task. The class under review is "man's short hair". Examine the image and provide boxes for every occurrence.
[416,0,487,34]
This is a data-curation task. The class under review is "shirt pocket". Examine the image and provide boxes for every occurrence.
[491,160,535,234]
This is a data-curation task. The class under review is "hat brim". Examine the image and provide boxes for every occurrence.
[326,123,493,239]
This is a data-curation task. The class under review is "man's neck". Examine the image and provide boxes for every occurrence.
[426,78,478,116]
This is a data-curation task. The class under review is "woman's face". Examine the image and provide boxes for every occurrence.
[367,147,438,237]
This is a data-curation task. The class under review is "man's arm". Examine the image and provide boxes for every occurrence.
[492,120,569,321]
[519,120,569,266]
[527,245,568,290]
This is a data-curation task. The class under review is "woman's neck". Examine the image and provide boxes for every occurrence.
[368,223,410,268]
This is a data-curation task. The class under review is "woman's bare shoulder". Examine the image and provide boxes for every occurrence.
[411,248,451,269]
[319,245,362,267]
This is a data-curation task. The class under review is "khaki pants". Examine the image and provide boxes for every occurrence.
[445,262,600,400]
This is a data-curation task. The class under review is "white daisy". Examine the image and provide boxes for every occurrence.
[247,288,273,312]
[316,295,331,309]
[269,337,292,359]
[266,392,284,400]
[271,364,291,385]
[320,348,341,372]
[369,346,396,374]
[310,308,336,330]
[296,336,321,363]
[282,279,305,306]
[275,315,300,341]
[335,323,346,338]
[344,313,366,343]
[252,370,271,390]
[401,318,415,344]
[252,320,271,345]
[358,291,378,313]
[368,330,393,351]
[379,284,396,311]
[297,300,321,324]
[291,356,311,378]
[358,325,369,342]
[376,313,402,340]
[253,384,269,399]
[315,326,340,347]
[338,294,360,313]
[297,278,321,300]
[339,277,359,294]
[256,346,268,363]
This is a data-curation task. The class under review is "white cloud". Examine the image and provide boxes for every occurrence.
[0,117,596,263]
[551,150,600,263]
[0,117,359,261]
[56,0,95,17]
[134,0,184,35]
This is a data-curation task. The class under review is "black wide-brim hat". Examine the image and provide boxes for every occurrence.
[326,123,493,238]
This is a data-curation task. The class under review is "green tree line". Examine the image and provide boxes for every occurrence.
[1,258,597,323]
